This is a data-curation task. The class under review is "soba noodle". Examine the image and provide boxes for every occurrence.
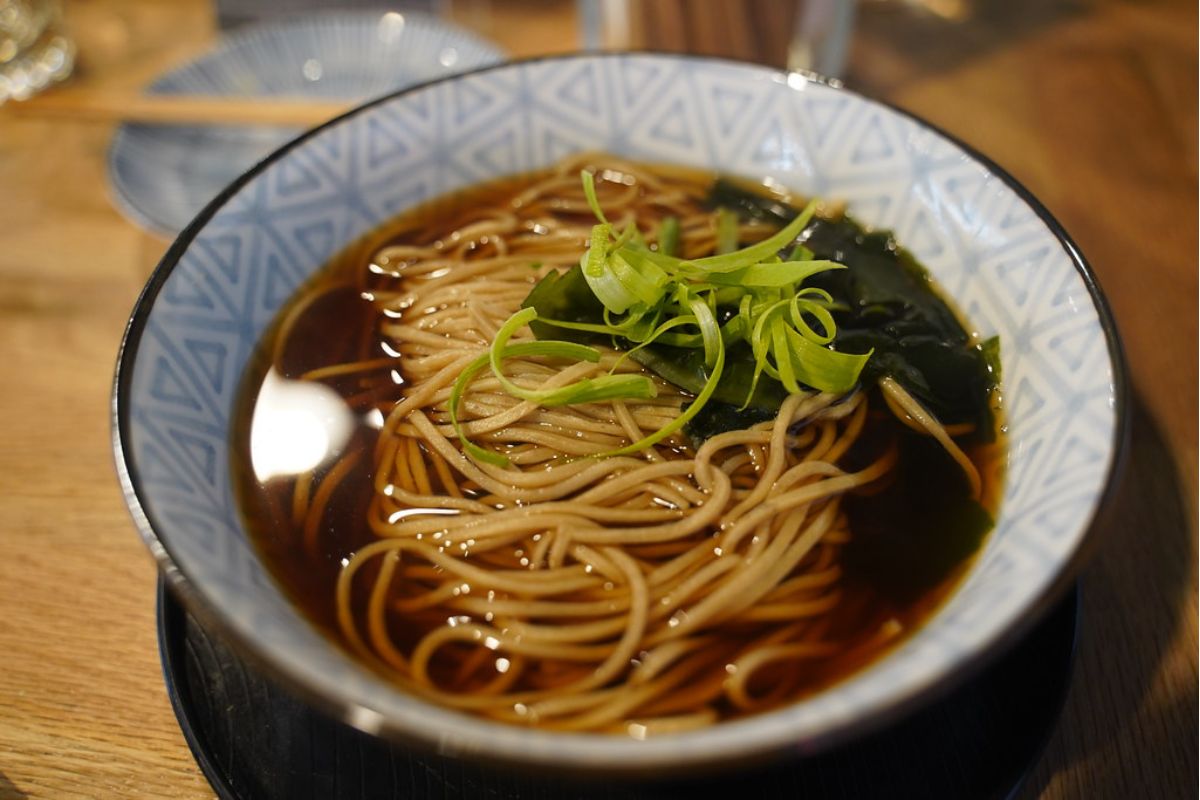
[250,154,994,735]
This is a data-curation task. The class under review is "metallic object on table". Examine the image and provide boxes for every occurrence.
[788,0,855,78]
[0,0,73,103]
[213,0,444,30]
[578,0,856,79]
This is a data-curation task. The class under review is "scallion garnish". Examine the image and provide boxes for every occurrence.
[657,216,680,257]
[452,170,873,463]
[715,207,740,254]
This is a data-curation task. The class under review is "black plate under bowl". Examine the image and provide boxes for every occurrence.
[157,581,1078,800]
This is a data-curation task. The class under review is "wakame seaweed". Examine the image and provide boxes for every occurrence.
[707,179,999,441]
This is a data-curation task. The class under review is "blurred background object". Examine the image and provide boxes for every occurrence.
[104,7,504,236]
[580,0,856,77]
[212,0,443,29]
[0,0,73,102]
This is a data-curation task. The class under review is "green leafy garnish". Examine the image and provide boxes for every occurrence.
[715,207,740,254]
[657,216,680,257]
[452,171,875,463]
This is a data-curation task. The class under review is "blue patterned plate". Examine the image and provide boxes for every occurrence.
[106,10,504,237]
[113,54,1125,774]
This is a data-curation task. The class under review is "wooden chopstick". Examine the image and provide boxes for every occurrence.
[5,89,354,127]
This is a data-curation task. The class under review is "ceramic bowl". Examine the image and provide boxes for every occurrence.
[113,53,1125,774]
[107,10,504,236]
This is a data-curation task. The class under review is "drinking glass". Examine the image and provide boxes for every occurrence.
[0,0,73,103]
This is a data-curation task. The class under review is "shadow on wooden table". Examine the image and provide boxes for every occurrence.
[0,771,29,800]
[1020,389,1198,798]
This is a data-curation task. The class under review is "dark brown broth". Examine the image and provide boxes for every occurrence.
[231,167,1003,724]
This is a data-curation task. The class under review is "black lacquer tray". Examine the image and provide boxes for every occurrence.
[157,581,1077,800]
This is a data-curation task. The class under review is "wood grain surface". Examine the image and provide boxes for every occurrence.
[0,1,1194,798]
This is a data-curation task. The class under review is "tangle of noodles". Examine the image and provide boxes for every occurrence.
[244,154,998,736]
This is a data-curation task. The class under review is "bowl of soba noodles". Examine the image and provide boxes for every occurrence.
[112,53,1125,774]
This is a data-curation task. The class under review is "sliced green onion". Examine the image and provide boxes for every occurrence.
[531,317,625,336]
[789,297,837,345]
[581,170,610,226]
[705,259,844,288]
[787,243,815,261]
[490,309,617,404]
[742,299,790,408]
[609,251,670,307]
[687,292,721,370]
[685,198,817,273]
[598,332,726,458]
[609,314,700,372]
[538,374,659,407]
[583,254,639,315]
[449,353,508,466]
[658,216,680,257]
[615,246,672,289]
[796,286,834,304]
[715,207,740,254]
[720,315,748,345]
[452,337,600,467]
[771,319,800,394]
[583,224,612,278]
[782,327,872,394]
[622,243,683,271]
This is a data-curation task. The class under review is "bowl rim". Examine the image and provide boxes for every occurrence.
[111,51,1129,773]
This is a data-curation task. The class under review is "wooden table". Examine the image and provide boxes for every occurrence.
[0,1,1194,797]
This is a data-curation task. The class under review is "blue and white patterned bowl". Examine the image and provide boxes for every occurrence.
[113,54,1125,773]
[107,10,504,237]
